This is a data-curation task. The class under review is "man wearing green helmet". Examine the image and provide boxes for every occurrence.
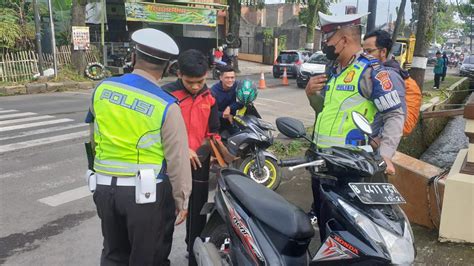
[211,65,244,134]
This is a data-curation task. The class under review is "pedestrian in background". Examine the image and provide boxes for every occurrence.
[442,51,449,81]
[433,51,444,90]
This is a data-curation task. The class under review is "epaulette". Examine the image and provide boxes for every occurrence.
[359,52,382,70]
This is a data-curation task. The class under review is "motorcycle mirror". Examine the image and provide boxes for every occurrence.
[351,111,373,135]
[276,117,306,139]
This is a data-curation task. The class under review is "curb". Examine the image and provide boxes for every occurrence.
[0,80,99,96]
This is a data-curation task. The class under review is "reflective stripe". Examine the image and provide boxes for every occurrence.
[314,134,346,147]
[101,81,168,105]
[137,132,161,149]
[340,95,367,111]
[94,164,162,175]
[95,158,161,169]
[338,112,348,134]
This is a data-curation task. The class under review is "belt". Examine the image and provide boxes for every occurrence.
[96,174,163,187]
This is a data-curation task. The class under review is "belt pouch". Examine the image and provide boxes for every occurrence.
[135,169,157,204]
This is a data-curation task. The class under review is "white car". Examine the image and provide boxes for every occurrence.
[296,52,329,88]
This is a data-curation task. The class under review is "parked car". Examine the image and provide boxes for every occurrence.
[272,50,312,78]
[459,55,474,81]
[296,52,329,88]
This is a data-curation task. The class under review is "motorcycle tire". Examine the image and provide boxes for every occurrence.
[239,156,281,191]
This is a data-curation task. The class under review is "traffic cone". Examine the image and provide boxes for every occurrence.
[258,71,266,89]
[282,67,289,86]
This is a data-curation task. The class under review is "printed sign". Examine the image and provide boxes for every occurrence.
[72,26,90,50]
[125,2,217,27]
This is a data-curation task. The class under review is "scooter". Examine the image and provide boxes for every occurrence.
[194,111,415,265]
[224,104,282,191]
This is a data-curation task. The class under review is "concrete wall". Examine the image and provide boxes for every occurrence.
[398,78,472,158]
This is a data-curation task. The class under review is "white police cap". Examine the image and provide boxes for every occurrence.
[319,12,369,40]
[131,28,179,61]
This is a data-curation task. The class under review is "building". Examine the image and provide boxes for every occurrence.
[86,0,227,67]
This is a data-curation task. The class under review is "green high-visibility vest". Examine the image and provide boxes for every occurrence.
[91,74,175,176]
[314,57,377,148]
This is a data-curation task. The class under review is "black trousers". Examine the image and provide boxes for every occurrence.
[311,175,326,241]
[186,154,211,266]
[434,74,442,88]
[93,177,175,266]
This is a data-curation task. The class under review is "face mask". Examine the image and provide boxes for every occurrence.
[322,37,344,61]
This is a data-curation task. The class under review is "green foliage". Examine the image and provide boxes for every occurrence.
[434,3,464,43]
[0,0,35,52]
[0,8,22,50]
[278,35,287,52]
[269,140,309,157]
[263,28,273,44]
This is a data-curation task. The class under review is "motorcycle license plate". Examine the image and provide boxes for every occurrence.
[348,183,406,204]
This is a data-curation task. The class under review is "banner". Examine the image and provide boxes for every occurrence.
[125,2,217,27]
[72,26,90,50]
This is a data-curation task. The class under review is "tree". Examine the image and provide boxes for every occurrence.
[392,0,407,43]
[288,0,337,51]
[0,0,35,52]
[227,0,264,72]
[409,0,435,90]
[71,0,87,74]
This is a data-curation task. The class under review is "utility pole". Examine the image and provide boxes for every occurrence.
[409,0,435,91]
[367,0,377,33]
[33,0,44,76]
[48,0,57,78]
[392,0,407,43]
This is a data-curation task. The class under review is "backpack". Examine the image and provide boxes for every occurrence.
[403,77,422,136]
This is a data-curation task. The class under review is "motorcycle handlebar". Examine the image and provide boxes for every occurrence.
[278,158,308,167]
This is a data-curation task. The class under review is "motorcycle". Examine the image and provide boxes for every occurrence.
[222,104,282,191]
[194,111,416,265]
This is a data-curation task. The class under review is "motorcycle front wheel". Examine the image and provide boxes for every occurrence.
[240,157,281,191]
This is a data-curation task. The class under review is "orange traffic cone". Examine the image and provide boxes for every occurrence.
[258,72,266,89]
[282,67,289,86]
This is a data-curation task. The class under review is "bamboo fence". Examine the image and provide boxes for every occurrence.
[0,46,99,83]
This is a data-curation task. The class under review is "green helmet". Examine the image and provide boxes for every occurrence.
[236,80,258,105]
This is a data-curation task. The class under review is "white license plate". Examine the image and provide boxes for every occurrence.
[348,183,406,204]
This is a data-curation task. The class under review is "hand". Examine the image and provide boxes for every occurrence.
[189,148,202,170]
[382,156,396,175]
[223,106,231,118]
[175,209,188,225]
[305,74,327,96]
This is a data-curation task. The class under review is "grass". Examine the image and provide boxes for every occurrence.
[0,64,91,86]
[269,139,310,158]
[422,75,464,104]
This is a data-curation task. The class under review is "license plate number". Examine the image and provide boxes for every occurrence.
[348,183,406,204]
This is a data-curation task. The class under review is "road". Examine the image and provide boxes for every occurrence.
[0,76,314,265]
[1,70,469,265]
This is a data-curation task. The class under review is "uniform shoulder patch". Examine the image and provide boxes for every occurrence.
[374,70,393,91]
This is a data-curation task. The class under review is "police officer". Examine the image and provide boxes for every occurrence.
[85,28,192,265]
[305,13,404,239]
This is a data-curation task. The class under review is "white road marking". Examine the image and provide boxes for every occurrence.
[0,118,73,132]
[0,112,37,120]
[38,186,91,207]
[0,130,88,153]
[0,123,88,141]
[258,97,295,105]
[0,115,54,126]
[0,109,18,114]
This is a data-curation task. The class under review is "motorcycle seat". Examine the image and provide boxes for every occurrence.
[223,171,314,240]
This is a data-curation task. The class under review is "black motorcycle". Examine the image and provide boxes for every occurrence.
[224,105,282,191]
[194,111,415,265]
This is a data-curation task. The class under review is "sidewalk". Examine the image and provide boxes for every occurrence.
[238,60,273,76]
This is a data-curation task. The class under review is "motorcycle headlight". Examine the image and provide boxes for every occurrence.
[338,199,415,265]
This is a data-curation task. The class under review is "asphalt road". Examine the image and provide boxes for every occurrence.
[0,76,314,265]
[1,69,470,265]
